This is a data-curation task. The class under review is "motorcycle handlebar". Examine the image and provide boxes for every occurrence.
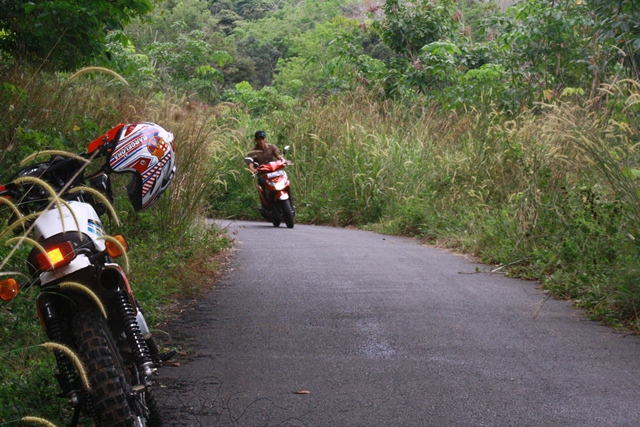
[0,149,111,207]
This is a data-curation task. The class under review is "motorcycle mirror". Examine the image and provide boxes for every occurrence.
[283,146,290,155]
[243,157,255,165]
[89,172,114,206]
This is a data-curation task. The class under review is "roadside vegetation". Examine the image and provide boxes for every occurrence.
[1,0,640,424]
[0,72,231,424]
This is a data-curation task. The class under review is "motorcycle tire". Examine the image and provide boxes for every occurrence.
[72,309,158,427]
[282,199,294,229]
[145,389,163,426]
[271,206,281,227]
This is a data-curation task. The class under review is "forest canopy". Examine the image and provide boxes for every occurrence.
[1,0,638,111]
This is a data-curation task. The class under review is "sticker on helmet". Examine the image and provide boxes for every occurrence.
[125,157,155,173]
[149,136,168,159]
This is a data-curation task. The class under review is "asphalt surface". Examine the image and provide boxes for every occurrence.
[155,220,640,426]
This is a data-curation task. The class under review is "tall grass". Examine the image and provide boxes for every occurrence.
[211,85,640,329]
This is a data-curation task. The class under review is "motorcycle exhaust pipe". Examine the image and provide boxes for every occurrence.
[98,265,126,290]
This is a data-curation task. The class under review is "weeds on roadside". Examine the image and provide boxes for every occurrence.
[211,84,640,329]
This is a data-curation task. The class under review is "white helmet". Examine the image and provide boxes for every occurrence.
[108,122,176,211]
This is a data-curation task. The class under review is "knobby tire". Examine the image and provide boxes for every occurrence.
[72,309,160,427]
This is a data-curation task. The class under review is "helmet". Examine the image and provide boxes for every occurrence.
[108,122,176,212]
[254,130,266,139]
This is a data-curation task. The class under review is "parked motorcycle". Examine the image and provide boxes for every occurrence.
[0,122,176,427]
[244,146,294,228]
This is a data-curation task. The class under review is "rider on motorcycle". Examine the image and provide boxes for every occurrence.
[246,130,286,174]
[245,130,294,220]
[246,130,291,192]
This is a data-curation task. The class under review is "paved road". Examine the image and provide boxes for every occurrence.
[155,220,640,426]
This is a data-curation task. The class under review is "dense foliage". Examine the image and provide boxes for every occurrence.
[0,0,154,69]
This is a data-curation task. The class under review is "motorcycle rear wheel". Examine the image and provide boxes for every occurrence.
[72,309,158,427]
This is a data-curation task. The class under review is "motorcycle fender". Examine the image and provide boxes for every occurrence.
[39,255,92,286]
[100,264,137,315]
[277,191,290,201]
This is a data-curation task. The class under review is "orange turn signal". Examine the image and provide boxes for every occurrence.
[35,241,76,271]
[105,235,129,259]
[0,278,20,301]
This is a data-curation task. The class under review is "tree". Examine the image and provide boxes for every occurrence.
[0,0,154,70]
[273,16,376,96]
[589,0,640,79]
[146,27,232,102]
[374,0,462,61]
[233,0,349,87]
[495,0,594,92]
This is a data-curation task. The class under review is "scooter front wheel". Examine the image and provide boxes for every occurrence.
[271,205,281,227]
[282,199,294,228]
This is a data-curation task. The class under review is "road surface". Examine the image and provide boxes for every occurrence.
[155,220,640,426]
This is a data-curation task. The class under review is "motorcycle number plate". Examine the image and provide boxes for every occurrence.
[266,170,284,179]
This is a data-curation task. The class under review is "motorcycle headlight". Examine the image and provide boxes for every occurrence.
[274,181,286,191]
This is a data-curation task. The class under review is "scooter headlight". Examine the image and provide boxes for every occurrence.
[274,181,286,191]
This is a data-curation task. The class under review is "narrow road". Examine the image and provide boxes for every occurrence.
[156,220,640,426]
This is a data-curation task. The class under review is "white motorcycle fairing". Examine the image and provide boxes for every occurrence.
[33,201,107,284]
[34,201,107,246]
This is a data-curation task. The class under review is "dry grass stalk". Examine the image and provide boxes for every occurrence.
[0,197,22,219]
[58,282,107,319]
[20,150,90,166]
[5,236,49,262]
[20,416,59,427]
[97,235,130,272]
[69,66,128,86]
[68,186,120,226]
[0,212,40,241]
[40,342,91,391]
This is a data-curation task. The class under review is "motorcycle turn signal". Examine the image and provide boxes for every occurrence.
[0,278,20,301]
[105,234,129,258]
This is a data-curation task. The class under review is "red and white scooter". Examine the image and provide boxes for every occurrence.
[244,146,294,228]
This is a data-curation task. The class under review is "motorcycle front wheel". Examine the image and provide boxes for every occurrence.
[72,309,160,427]
[281,199,294,229]
[271,204,281,227]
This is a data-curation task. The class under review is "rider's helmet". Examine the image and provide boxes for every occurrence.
[108,122,176,212]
